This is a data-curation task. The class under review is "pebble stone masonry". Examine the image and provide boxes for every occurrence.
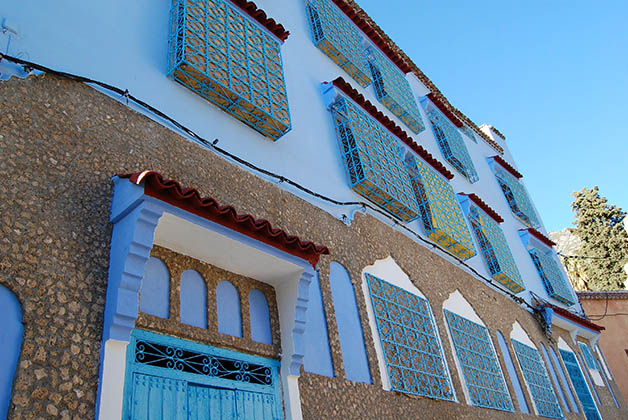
[0,74,626,420]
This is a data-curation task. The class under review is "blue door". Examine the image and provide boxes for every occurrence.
[559,349,601,420]
[124,330,282,420]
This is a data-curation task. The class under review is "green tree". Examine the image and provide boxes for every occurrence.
[570,187,628,290]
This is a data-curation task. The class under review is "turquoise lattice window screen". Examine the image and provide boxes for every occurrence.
[529,248,575,305]
[578,343,598,370]
[494,167,540,228]
[405,155,475,259]
[559,349,601,420]
[365,274,454,400]
[168,0,291,140]
[330,96,420,221]
[444,310,513,411]
[511,340,564,419]
[305,0,371,87]
[424,101,478,183]
[367,47,424,134]
[469,207,525,293]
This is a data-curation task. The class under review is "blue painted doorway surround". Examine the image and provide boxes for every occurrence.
[122,329,283,420]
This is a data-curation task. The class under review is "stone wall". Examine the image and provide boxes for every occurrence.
[0,74,625,419]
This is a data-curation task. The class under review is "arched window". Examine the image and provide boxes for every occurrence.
[248,289,272,345]
[330,262,371,383]
[496,330,530,414]
[180,270,207,329]
[139,257,170,318]
[0,285,23,420]
[216,281,242,337]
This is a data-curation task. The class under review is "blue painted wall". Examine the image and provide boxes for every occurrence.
[139,257,170,319]
[180,269,207,329]
[328,262,371,383]
[496,330,529,414]
[0,285,23,420]
[303,273,333,377]
[248,289,272,345]
[216,281,242,337]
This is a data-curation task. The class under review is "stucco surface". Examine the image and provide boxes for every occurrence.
[0,74,625,419]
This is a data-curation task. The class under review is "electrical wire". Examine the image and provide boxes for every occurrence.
[557,251,605,260]
[0,52,542,312]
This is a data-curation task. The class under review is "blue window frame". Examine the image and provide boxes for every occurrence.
[559,349,601,420]
[444,310,513,411]
[123,329,283,420]
[540,343,570,413]
[511,340,563,419]
[365,273,454,400]
[305,0,371,87]
[330,95,420,221]
[496,331,530,413]
[529,248,575,305]
[422,99,478,183]
[168,0,291,140]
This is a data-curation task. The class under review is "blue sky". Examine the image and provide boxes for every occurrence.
[358,0,628,232]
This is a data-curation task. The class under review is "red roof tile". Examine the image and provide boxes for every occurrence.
[232,0,290,42]
[461,193,504,223]
[492,155,523,179]
[546,303,605,332]
[331,77,454,180]
[426,93,463,128]
[120,171,329,266]
[522,227,556,248]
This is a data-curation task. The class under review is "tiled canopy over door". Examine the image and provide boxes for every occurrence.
[559,349,601,420]
[168,0,291,140]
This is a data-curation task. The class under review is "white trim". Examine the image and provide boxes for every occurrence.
[98,339,128,420]
[595,344,613,381]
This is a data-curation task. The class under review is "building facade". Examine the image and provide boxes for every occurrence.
[0,0,625,419]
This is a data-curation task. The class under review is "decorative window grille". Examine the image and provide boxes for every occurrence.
[367,47,425,134]
[528,248,575,305]
[461,126,478,143]
[168,0,291,140]
[559,349,601,420]
[469,207,525,293]
[511,340,564,419]
[330,96,420,221]
[424,101,479,183]
[365,274,454,401]
[494,167,540,228]
[444,310,513,411]
[578,343,598,370]
[405,155,475,259]
[305,0,371,87]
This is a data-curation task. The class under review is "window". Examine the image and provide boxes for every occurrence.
[216,281,242,337]
[468,205,525,293]
[249,289,272,345]
[168,0,291,140]
[139,257,170,318]
[575,352,601,406]
[405,154,475,259]
[306,0,371,87]
[366,47,424,134]
[549,346,579,413]
[529,248,575,305]
[444,310,513,411]
[365,273,454,400]
[511,339,563,419]
[423,100,478,183]
[490,161,540,228]
[540,343,570,413]
[579,343,598,371]
[496,331,530,414]
[330,95,419,221]
[559,349,601,420]
[180,269,207,329]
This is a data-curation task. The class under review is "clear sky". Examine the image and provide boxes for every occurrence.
[358,0,627,232]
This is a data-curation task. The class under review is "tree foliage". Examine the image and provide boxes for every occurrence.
[570,186,628,290]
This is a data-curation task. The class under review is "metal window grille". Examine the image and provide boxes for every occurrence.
[167,0,291,140]
[579,343,598,371]
[444,310,513,411]
[425,101,479,183]
[330,96,419,221]
[367,47,425,134]
[405,155,475,259]
[494,168,540,228]
[305,0,371,87]
[461,126,478,143]
[559,349,601,420]
[511,340,564,419]
[529,249,575,305]
[365,273,454,401]
[469,207,525,293]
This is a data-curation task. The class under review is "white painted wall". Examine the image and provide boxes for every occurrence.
[98,339,128,420]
